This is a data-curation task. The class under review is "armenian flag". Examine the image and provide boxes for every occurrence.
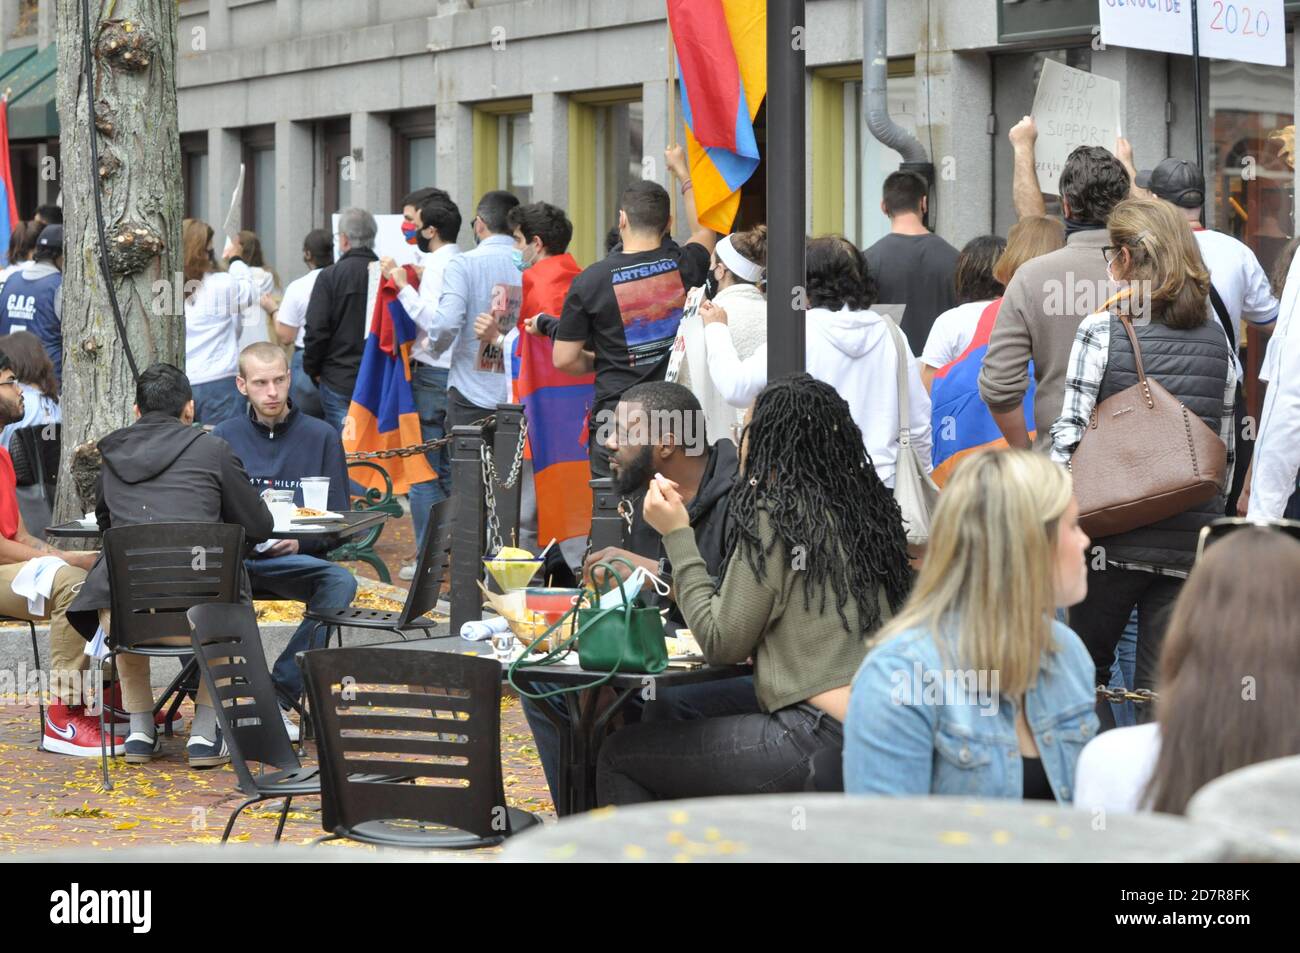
[342,265,436,496]
[511,253,594,546]
[0,97,19,266]
[667,0,765,234]
[929,299,1038,486]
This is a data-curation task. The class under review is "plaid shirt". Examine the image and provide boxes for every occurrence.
[1050,313,1237,579]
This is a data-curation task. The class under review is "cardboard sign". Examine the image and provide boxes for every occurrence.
[1099,0,1285,68]
[1030,59,1122,196]
[476,282,523,373]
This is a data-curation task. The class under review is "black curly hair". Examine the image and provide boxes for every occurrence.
[724,374,913,637]
[1059,146,1130,224]
[507,202,574,256]
[805,235,878,312]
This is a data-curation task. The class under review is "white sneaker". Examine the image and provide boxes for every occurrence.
[280,707,301,743]
[398,562,416,582]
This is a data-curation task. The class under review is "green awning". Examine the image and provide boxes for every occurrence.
[4,43,57,141]
[0,46,37,88]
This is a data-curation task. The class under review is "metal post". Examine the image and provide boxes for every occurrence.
[767,0,807,380]
[492,403,525,549]
[588,477,625,552]
[449,424,486,634]
[1190,0,1206,226]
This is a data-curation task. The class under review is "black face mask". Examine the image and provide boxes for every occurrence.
[704,269,721,301]
[416,231,433,254]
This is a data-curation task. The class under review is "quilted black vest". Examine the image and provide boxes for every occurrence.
[1093,315,1231,570]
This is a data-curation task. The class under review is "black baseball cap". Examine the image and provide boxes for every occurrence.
[36,224,63,250]
[1136,158,1205,209]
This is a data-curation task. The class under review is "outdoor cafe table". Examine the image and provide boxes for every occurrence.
[367,635,752,818]
[500,793,1236,863]
[44,510,389,546]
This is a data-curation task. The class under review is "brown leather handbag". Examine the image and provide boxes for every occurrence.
[1068,314,1227,539]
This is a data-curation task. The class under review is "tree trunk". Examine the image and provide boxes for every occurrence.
[53,0,184,526]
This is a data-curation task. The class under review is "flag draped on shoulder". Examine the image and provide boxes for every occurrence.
[343,265,436,496]
[929,299,1038,487]
[0,99,19,267]
[511,253,594,547]
[667,0,766,234]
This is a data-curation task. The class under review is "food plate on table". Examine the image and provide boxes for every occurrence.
[289,507,346,522]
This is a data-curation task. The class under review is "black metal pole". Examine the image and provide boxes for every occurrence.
[492,403,525,549]
[449,424,486,634]
[1190,0,1206,226]
[766,0,807,380]
[588,477,625,552]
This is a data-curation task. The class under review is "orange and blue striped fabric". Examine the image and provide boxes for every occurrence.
[510,254,594,546]
[343,266,435,496]
[667,0,766,234]
[930,299,1038,487]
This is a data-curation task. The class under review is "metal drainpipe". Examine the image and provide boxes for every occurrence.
[864,0,934,191]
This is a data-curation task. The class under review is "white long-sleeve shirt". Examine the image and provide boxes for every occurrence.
[1249,258,1300,518]
[185,259,258,385]
[703,306,932,488]
[395,242,461,370]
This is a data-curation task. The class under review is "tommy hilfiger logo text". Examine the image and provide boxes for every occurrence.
[49,884,151,933]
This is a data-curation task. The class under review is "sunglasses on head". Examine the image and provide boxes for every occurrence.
[1195,517,1300,562]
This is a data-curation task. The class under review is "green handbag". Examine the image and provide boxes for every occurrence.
[507,557,668,700]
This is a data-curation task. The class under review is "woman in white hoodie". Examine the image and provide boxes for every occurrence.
[671,225,768,444]
[701,235,931,488]
[183,219,258,424]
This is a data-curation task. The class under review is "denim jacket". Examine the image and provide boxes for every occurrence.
[843,619,1099,803]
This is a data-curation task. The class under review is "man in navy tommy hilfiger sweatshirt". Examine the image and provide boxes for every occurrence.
[213,343,357,730]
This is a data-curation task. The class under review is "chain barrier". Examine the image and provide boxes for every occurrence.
[343,415,496,461]
[1095,686,1158,706]
[478,414,529,555]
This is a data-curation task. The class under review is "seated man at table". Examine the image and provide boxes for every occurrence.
[520,382,755,804]
[212,342,357,737]
[0,353,104,756]
[68,363,274,766]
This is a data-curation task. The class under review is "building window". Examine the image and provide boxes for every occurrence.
[392,108,437,208]
[321,120,351,219]
[502,112,534,203]
[242,125,276,256]
[181,134,208,222]
[569,89,643,265]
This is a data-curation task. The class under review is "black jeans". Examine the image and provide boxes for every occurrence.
[596,703,845,805]
[447,386,494,431]
[1068,563,1183,730]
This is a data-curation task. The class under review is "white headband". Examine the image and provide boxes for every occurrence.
[716,234,765,284]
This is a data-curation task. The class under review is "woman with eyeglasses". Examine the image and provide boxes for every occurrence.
[1049,198,1236,730]
[1074,526,1300,814]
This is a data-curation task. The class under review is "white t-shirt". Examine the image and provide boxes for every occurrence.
[184,259,258,385]
[1073,722,1162,815]
[236,267,277,351]
[920,299,995,370]
[1194,228,1279,380]
[277,267,322,349]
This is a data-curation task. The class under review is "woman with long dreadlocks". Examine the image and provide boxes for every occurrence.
[596,374,913,804]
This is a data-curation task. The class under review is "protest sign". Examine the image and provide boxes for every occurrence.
[1099,0,1285,68]
[1030,59,1122,196]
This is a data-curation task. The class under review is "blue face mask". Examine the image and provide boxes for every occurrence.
[512,248,535,272]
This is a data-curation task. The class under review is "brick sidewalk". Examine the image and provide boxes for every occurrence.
[0,695,552,854]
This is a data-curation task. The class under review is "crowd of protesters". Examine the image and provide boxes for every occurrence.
[1,112,1298,824]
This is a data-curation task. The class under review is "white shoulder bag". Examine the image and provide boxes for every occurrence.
[883,316,939,547]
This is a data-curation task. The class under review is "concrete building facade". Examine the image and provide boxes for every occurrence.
[0,0,1296,295]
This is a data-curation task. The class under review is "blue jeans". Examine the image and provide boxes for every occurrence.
[318,381,353,433]
[290,349,325,420]
[1107,610,1139,728]
[407,363,451,549]
[520,675,758,807]
[191,377,245,426]
[246,553,358,700]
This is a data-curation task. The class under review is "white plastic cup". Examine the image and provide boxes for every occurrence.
[262,489,295,530]
[301,477,330,512]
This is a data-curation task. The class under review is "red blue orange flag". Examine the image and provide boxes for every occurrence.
[929,300,1038,486]
[510,253,594,546]
[0,98,19,266]
[343,266,436,496]
[667,0,766,233]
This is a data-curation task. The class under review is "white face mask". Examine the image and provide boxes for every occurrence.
[596,565,671,609]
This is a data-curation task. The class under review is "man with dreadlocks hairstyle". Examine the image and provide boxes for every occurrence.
[596,374,913,804]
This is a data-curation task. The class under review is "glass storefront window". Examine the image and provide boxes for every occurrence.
[407,135,437,194]
[844,75,919,249]
[502,113,533,203]
[252,146,276,255]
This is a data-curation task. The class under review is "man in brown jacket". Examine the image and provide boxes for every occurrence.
[979,120,1133,450]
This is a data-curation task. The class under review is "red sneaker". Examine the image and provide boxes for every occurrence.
[44,703,124,758]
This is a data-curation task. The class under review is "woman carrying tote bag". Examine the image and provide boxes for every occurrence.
[1050,198,1235,728]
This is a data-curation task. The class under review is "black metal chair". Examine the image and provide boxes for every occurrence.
[302,644,539,849]
[1,615,43,743]
[187,603,322,843]
[98,522,245,789]
[306,499,450,647]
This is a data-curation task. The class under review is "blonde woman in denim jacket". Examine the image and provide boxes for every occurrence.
[844,450,1099,802]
